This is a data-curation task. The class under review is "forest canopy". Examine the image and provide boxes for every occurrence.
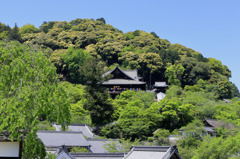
[1,18,237,98]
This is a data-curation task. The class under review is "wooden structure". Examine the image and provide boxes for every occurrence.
[102,66,146,97]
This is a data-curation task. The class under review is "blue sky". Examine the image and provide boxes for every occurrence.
[1,0,239,89]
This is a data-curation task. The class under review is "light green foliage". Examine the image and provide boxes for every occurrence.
[154,129,170,139]
[70,147,91,153]
[147,137,154,142]
[7,18,236,96]
[177,120,206,159]
[19,24,39,35]
[165,64,185,86]
[214,98,240,122]
[208,58,231,77]
[61,81,91,125]
[104,138,141,153]
[0,22,11,40]
[118,51,139,69]
[153,129,170,145]
[61,47,91,83]
[133,91,155,108]
[157,98,195,130]
[193,132,240,159]
[37,120,55,131]
[137,52,163,74]
[95,39,124,65]
[101,91,156,139]
[0,31,9,40]
[46,152,56,159]
[0,41,70,158]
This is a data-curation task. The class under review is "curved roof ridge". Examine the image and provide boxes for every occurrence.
[37,130,83,134]
[104,65,135,80]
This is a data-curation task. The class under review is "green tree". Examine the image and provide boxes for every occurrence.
[61,81,91,125]
[104,138,140,153]
[19,24,39,35]
[150,32,159,38]
[155,97,195,131]
[165,64,185,86]
[193,132,240,159]
[9,23,21,41]
[61,47,91,83]
[0,41,70,158]
[137,53,163,88]
[96,17,106,24]
[82,57,114,126]
[153,129,170,145]
[70,147,91,153]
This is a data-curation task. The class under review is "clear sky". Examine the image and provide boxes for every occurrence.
[1,0,239,89]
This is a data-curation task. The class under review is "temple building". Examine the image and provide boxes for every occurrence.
[102,66,146,97]
[153,81,168,93]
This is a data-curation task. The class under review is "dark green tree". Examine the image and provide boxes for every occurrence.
[150,32,159,38]
[9,23,21,41]
[82,57,114,126]
[96,17,106,24]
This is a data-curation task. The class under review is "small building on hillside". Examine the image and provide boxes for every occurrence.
[154,82,168,93]
[204,118,235,137]
[153,82,168,101]
[102,66,146,97]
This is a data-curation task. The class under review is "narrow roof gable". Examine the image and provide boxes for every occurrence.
[104,66,136,80]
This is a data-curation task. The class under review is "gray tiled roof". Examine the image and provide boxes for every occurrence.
[70,153,125,159]
[86,139,120,153]
[53,124,95,138]
[154,82,168,87]
[204,118,234,129]
[37,131,90,147]
[102,79,146,85]
[123,146,181,159]
[205,127,215,132]
[123,70,138,80]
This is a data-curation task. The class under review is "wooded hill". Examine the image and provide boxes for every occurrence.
[0,18,239,99]
[1,18,240,158]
